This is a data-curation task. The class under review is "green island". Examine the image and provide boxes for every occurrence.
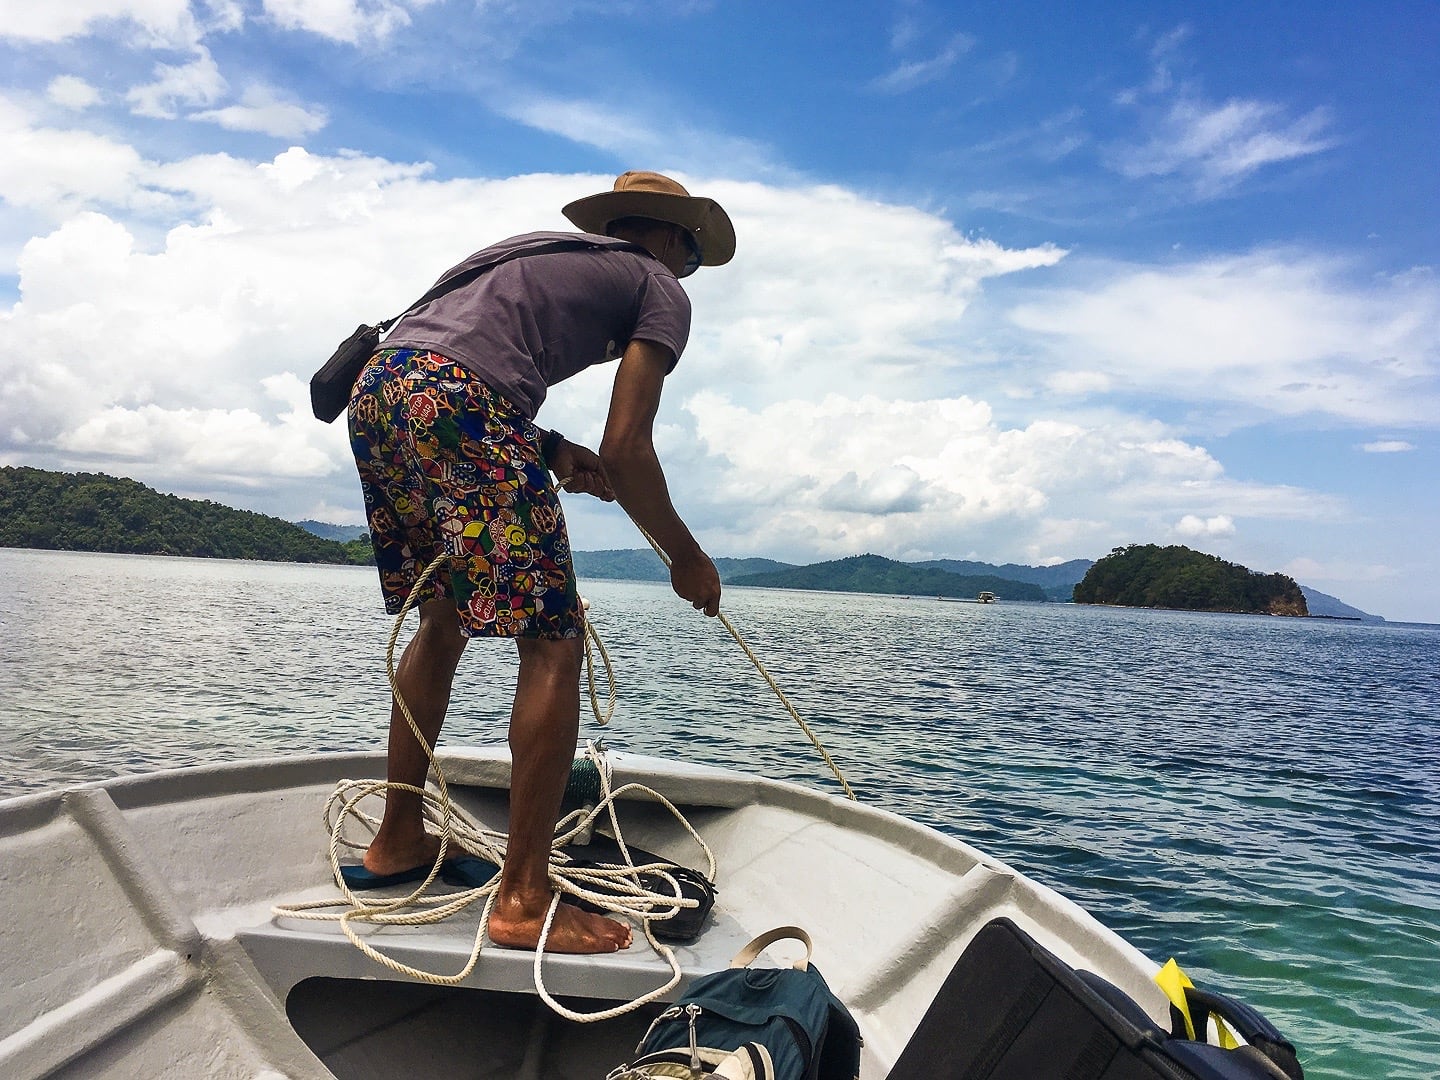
[727,553,1047,601]
[0,467,370,565]
[574,548,798,585]
[576,549,1044,599]
[4,468,1371,619]
[1073,544,1308,616]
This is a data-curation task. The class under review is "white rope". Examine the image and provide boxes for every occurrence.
[269,548,713,1015]
[272,741,716,1014]
[272,473,854,1018]
[624,521,856,800]
[581,598,619,727]
[555,470,851,799]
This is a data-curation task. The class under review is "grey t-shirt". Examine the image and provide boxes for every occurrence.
[382,231,692,418]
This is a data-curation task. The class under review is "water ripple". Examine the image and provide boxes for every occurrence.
[1,552,1437,1079]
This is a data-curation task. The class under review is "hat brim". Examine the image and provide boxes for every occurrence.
[562,190,735,267]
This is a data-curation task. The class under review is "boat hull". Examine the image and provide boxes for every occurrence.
[0,747,1167,1078]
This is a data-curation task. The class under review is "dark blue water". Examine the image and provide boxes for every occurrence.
[2,548,1436,1079]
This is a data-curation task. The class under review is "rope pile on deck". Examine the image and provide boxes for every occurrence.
[272,491,854,1020]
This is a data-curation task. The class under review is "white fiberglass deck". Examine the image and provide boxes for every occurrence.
[0,747,1167,1078]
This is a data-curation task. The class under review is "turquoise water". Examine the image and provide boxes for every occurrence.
[2,547,1436,1078]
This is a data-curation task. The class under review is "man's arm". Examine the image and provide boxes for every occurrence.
[600,339,721,616]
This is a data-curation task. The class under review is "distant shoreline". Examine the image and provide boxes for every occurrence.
[4,548,1435,628]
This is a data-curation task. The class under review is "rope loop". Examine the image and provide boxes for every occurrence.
[622,520,855,801]
[272,480,855,1021]
[273,740,716,1017]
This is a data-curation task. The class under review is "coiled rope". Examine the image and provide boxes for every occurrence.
[272,482,853,1019]
[273,552,715,1018]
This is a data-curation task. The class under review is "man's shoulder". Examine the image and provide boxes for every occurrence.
[477,230,645,260]
[438,231,655,283]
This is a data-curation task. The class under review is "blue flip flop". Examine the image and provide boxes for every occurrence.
[338,856,499,890]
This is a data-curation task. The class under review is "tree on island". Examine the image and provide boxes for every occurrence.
[0,466,371,565]
[1073,544,1307,615]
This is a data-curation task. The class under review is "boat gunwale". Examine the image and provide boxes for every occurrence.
[0,746,1172,1079]
[3,747,1005,877]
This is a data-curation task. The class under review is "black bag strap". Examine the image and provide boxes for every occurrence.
[1183,987,1304,1080]
[376,236,646,335]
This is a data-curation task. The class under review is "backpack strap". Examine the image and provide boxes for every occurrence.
[728,926,813,971]
[381,236,649,334]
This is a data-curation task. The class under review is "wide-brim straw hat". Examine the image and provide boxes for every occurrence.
[562,171,735,267]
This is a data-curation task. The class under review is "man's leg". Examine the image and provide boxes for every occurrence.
[363,597,468,875]
[487,636,632,953]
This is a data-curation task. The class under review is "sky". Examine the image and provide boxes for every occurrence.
[0,1,1437,621]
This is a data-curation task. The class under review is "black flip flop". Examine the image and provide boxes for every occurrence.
[558,837,716,943]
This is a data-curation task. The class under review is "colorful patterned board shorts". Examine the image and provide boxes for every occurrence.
[348,348,581,639]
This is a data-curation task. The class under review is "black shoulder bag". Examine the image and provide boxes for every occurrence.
[309,237,621,423]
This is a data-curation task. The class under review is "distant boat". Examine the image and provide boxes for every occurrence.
[978,591,997,603]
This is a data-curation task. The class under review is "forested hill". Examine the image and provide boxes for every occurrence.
[1073,544,1308,615]
[917,557,1092,601]
[294,519,368,543]
[573,548,796,584]
[0,467,369,564]
[2,468,1372,619]
[732,553,1048,601]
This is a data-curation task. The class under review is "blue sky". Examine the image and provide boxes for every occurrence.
[1,1,1437,621]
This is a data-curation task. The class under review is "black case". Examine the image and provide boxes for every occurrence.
[310,324,381,423]
[887,918,1301,1080]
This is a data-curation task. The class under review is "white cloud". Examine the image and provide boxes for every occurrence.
[967,108,1089,165]
[1106,26,1337,199]
[493,95,777,178]
[872,33,975,94]
[46,77,104,110]
[0,0,198,45]
[0,123,1378,571]
[1008,253,1440,427]
[0,151,619,497]
[58,402,332,477]
[496,97,660,156]
[1174,513,1235,539]
[662,391,1327,563]
[261,0,427,44]
[0,98,148,215]
[652,179,1066,408]
[1045,370,1111,396]
[889,13,922,53]
[1114,24,1191,105]
[1359,439,1416,453]
[1150,25,1192,60]
[126,48,227,119]
[203,0,246,33]
[302,498,367,527]
[1111,98,1336,196]
[190,85,328,137]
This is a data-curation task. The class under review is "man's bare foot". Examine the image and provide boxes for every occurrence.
[360,831,449,876]
[489,892,632,953]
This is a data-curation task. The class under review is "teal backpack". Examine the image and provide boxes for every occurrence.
[610,927,862,1080]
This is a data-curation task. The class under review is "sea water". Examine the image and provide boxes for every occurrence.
[1,547,1436,1079]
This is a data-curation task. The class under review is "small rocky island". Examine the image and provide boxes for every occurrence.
[1073,544,1308,616]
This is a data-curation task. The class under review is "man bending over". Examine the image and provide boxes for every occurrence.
[346,171,733,953]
